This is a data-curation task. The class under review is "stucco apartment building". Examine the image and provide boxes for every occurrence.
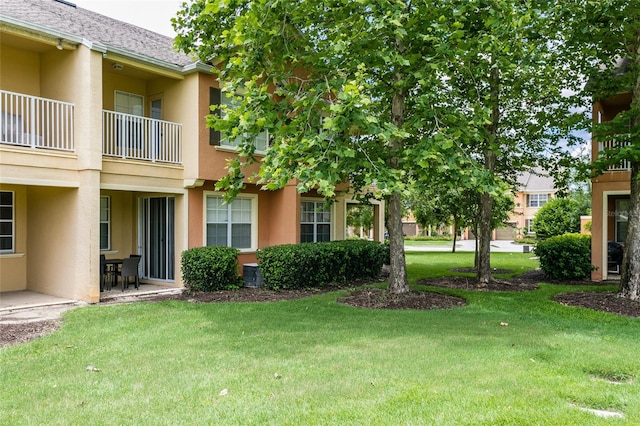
[0,0,384,303]
[507,169,556,240]
[591,92,632,281]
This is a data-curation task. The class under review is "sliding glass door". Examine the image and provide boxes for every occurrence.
[139,197,175,281]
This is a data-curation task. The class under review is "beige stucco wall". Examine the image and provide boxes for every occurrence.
[0,185,27,291]
[102,190,135,260]
[178,73,202,184]
[0,44,40,95]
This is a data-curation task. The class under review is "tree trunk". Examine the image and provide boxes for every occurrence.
[473,221,479,269]
[387,192,409,294]
[477,192,493,285]
[477,66,500,286]
[452,217,458,253]
[386,32,409,294]
[618,161,640,299]
[618,46,640,299]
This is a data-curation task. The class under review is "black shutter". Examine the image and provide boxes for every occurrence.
[209,87,221,146]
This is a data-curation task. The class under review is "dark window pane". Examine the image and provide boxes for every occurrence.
[0,222,12,236]
[207,224,227,246]
[100,223,109,250]
[0,236,11,250]
[317,224,331,242]
[0,206,12,220]
[0,192,12,205]
[300,224,314,243]
[231,224,251,248]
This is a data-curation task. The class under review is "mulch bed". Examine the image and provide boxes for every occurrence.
[337,288,466,310]
[554,292,640,318]
[3,269,640,348]
[0,319,61,348]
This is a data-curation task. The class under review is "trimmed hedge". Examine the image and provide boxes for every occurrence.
[257,240,387,290]
[534,233,595,280]
[181,246,242,291]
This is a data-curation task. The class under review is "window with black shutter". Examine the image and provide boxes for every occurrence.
[209,87,221,146]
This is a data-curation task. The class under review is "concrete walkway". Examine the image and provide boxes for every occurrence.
[405,239,533,253]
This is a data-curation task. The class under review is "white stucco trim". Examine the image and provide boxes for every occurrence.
[100,184,186,194]
[0,177,79,187]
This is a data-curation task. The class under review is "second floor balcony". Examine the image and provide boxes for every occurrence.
[598,140,632,171]
[1,91,183,166]
[1,90,74,152]
[102,111,182,165]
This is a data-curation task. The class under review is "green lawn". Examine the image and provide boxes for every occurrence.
[2,253,640,425]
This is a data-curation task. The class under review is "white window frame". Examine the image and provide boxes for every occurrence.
[100,196,111,251]
[204,191,258,252]
[527,193,549,208]
[219,93,269,152]
[525,218,535,234]
[0,191,15,253]
[300,199,333,243]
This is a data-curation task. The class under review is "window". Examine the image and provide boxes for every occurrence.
[100,196,110,250]
[526,193,548,208]
[525,219,535,234]
[616,198,629,243]
[115,91,144,116]
[205,193,257,250]
[208,87,269,151]
[0,191,14,252]
[301,201,331,243]
[114,91,144,149]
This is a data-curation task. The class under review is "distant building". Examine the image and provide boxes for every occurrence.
[505,169,557,240]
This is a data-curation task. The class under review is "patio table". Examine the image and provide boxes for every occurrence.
[104,258,123,290]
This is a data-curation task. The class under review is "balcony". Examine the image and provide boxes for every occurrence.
[102,111,182,164]
[0,90,74,151]
[598,140,631,171]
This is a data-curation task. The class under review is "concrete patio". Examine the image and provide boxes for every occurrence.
[0,284,183,324]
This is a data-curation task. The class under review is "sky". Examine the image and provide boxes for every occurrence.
[72,0,184,37]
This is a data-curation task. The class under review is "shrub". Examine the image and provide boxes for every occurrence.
[257,240,387,290]
[533,198,581,241]
[181,246,242,291]
[534,233,595,280]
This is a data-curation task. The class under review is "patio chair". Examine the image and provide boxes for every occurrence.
[118,256,141,291]
[608,241,624,274]
[100,254,114,291]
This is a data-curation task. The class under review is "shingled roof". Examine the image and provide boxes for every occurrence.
[516,168,556,192]
[0,0,194,68]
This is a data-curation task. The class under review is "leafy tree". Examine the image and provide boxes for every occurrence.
[173,0,584,291]
[562,0,640,298]
[533,198,582,241]
[174,0,450,294]
[346,204,374,239]
[407,181,514,256]
[426,1,586,285]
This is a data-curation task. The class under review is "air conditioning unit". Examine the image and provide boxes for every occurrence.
[243,263,263,288]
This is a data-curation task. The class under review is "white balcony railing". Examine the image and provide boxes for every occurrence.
[0,90,74,151]
[102,110,182,164]
[598,140,632,171]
